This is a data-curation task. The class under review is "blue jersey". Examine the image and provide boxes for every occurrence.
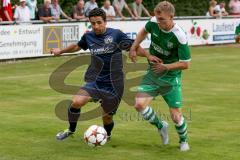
[78,28,133,83]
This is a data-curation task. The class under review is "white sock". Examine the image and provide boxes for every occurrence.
[176,116,184,127]
[140,106,150,115]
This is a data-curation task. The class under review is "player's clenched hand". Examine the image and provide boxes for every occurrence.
[151,62,168,74]
[147,55,163,64]
[50,48,62,56]
[236,35,240,43]
[129,48,137,63]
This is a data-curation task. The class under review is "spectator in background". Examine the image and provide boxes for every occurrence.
[0,5,2,21]
[215,1,228,16]
[131,0,151,19]
[206,0,221,18]
[0,2,1,22]
[101,0,115,20]
[229,0,240,15]
[38,0,54,23]
[72,0,85,20]
[26,0,37,20]
[113,0,136,20]
[50,0,72,20]
[14,0,31,22]
[84,0,98,17]
[0,0,13,21]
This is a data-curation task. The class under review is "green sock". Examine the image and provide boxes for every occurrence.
[175,117,188,142]
[141,106,163,129]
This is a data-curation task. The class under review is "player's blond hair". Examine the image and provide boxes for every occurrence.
[154,1,175,16]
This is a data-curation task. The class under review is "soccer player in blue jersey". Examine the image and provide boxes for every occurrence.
[51,8,146,140]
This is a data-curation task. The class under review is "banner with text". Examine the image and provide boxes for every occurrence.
[0,18,239,59]
[0,25,42,59]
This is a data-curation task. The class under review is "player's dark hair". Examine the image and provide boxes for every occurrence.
[88,8,107,22]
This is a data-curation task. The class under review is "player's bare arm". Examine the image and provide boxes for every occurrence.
[50,43,81,56]
[129,28,147,60]
[152,61,190,73]
[130,28,162,63]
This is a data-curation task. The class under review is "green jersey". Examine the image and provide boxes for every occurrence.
[145,17,191,77]
[235,24,240,35]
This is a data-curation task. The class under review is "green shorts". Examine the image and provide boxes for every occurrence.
[138,71,183,108]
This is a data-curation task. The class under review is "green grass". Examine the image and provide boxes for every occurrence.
[0,46,240,160]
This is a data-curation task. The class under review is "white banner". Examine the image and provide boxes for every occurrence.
[109,18,240,46]
[108,21,151,48]
[0,25,42,59]
[0,18,239,60]
[177,19,240,45]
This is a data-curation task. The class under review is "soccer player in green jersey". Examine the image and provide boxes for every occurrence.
[235,24,240,43]
[129,1,191,151]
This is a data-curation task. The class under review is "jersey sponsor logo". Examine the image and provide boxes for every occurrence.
[167,42,173,49]
[89,43,117,55]
[89,47,113,55]
[151,41,170,56]
[104,36,113,44]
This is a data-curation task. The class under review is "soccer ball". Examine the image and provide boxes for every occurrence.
[84,125,108,147]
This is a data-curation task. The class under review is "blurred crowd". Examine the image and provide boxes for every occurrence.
[0,0,240,23]
[206,0,240,17]
[0,0,151,23]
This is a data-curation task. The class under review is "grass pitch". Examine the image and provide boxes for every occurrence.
[0,45,239,160]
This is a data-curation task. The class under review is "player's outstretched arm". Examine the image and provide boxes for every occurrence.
[129,28,148,62]
[165,61,190,70]
[50,43,81,56]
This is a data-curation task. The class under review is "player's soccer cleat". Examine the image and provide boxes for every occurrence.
[180,142,190,151]
[56,129,74,140]
[158,121,169,145]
